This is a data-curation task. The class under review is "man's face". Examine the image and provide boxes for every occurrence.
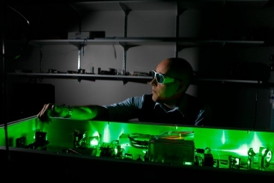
[150,60,183,103]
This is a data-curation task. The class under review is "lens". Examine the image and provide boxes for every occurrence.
[152,70,175,84]
[152,70,164,84]
[155,73,164,83]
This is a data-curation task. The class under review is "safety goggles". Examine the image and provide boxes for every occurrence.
[151,70,175,84]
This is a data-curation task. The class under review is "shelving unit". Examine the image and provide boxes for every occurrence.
[5,0,272,86]
[20,37,267,85]
[8,72,152,84]
[4,0,274,130]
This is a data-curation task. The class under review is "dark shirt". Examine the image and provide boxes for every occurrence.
[104,94,207,126]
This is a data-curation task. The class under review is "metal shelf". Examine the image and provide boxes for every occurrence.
[8,72,270,86]
[29,37,177,46]
[28,38,266,47]
[195,78,263,85]
[8,72,153,83]
[70,0,269,12]
[71,1,177,11]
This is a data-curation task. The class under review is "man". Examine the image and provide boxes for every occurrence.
[38,57,209,126]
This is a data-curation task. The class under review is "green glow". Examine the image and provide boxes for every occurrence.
[89,137,99,146]
[1,117,274,171]
[250,132,263,153]
[0,117,40,147]
[119,133,130,149]
[92,131,99,136]
[102,123,111,143]
[184,162,193,166]
[113,147,118,155]
[221,130,226,144]
[224,144,249,156]
[120,144,128,149]
[217,132,265,157]
[69,106,98,120]
[261,148,267,155]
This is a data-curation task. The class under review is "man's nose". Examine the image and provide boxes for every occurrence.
[148,78,157,86]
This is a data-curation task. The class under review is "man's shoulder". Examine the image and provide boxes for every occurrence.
[185,93,199,101]
[185,93,204,107]
[143,93,153,99]
[141,94,155,108]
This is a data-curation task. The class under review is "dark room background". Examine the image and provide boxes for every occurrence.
[2,0,274,131]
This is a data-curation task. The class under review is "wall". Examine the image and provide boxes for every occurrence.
[4,1,274,130]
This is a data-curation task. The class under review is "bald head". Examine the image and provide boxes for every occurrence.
[156,57,194,86]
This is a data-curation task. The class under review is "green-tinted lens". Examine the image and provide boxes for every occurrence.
[152,70,175,84]
[156,73,164,83]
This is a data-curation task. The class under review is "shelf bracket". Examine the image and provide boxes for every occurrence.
[119,2,131,38]
[119,43,137,75]
[119,2,132,75]
[176,0,187,56]
[77,43,86,71]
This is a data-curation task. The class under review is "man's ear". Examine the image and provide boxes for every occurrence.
[177,82,186,93]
